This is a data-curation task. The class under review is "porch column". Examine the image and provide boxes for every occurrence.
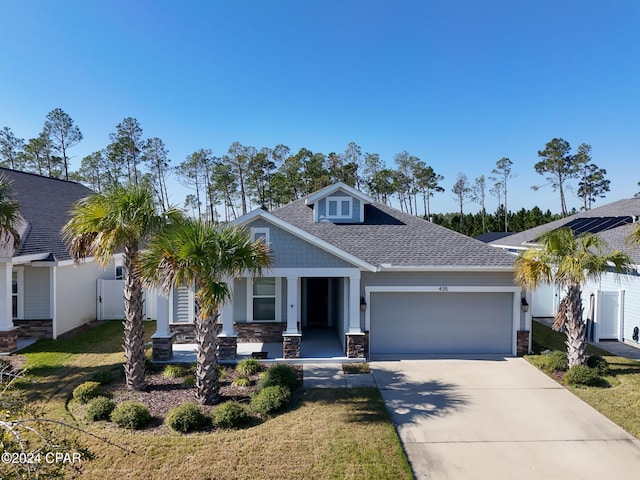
[285,275,300,334]
[218,277,237,361]
[219,277,236,336]
[347,271,362,333]
[345,271,365,358]
[152,289,173,361]
[0,262,18,353]
[283,275,301,358]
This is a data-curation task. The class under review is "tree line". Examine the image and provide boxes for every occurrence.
[0,109,622,235]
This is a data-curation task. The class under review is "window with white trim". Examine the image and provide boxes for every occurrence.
[11,271,18,319]
[251,227,270,245]
[11,268,23,320]
[252,277,276,321]
[326,196,352,219]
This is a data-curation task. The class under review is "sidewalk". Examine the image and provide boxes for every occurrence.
[303,363,376,388]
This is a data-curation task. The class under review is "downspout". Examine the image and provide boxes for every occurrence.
[50,266,58,339]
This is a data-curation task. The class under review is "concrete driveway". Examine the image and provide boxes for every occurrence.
[372,357,640,480]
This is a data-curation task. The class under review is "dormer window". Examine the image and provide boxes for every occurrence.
[327,196,352,219]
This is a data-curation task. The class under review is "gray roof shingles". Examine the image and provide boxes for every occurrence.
[1,168,93,260]
[270,197,515,268]
[494,198,640,264]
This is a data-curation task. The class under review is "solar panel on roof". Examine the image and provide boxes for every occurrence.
[561,216,633,235]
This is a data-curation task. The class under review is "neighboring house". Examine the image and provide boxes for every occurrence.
[0,168,116,352]
[152,182,527,360]
[490,198,640,347]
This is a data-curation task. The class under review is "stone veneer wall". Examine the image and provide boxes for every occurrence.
[516,330,530,357]
[170,324,198,344]
[235,322,286,343]
[13,319,53,340]
[346,334,366,358]
[283,335,301,358]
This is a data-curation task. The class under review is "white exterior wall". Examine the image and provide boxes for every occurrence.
[584,272,640,345]
[55,261,114,337]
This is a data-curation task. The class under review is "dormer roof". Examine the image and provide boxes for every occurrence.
[304,182,374,206]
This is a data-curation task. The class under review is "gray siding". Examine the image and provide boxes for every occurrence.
[362,271,516,294]
[23,265,50,319]
[248,219,354,268]
[233,278,247,322]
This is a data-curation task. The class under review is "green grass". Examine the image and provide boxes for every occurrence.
[19,320,156,403]
[528,320,640,439]
[11,321,412,479]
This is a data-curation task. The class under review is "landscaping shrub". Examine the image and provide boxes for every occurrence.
[110,401,151,429]
[182,375,196,387]
[163,364,184,379]
[165,402,208,433]
[91,369,114,385]
[72,381,102,404]
[258,364,299,390]
[237,358,261,376]
[251,385,291,416]
[85,396,116,421]
[536,350,568,372]
[564,365,601,386]
[232,376,251,387]
[586,354,610,375]
[212,401,252,429]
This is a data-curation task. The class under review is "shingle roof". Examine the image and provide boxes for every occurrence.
[0,168,93,260]
[494,198,640,264]
[270,197,515,268]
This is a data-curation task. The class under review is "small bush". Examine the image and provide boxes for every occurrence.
[111,401,151,430]
[587,355,610,375]
[212,401,251,429]
[91,370,114,385]
[533,350,568,373]
[85,396,116,421]
[251,385,291,416]
[182,375,196,387]
[565,365,601,386]
[232,376,251,387]
[218,365,228,380]
[165,402,208,433]
[73,381,102,404]
[258,364,299,390]
[237,358,262,376]
[163,364,185,379]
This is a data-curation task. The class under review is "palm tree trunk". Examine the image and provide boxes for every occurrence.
[122,244,146,390]
[564,284,587,368]
[194,311,219,405]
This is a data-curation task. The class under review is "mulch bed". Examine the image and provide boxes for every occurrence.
[104,363,302,429]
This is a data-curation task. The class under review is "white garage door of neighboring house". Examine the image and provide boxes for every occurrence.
[369,291,514,355]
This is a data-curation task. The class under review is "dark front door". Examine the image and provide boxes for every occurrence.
[306,278,329,328]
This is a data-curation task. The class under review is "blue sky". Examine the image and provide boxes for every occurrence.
[1,0,639,215]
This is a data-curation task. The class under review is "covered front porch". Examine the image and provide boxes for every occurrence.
[151,268,368,362]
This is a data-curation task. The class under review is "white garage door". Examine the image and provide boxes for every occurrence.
[370,292,514,355]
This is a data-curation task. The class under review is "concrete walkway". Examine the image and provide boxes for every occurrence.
[372,357,640,480]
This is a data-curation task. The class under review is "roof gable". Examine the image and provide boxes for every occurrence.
[305,182,374,206]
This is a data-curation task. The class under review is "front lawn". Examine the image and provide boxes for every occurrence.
[527,320,640,439]
[9,321,412,480]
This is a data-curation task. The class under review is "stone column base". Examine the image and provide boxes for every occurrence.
[218,336,237,361]
[152,334,174,361]
[283,334,301,359]
[0,328,19,353]
[517,330,530,357]
[346,333,366,358]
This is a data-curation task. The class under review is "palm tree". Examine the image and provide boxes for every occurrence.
[514,228,631,368]
[63,184,179,390]
[136,218,271,404]
[0,174,20,250]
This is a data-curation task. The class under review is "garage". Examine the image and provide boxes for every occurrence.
[369,291,515,355]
